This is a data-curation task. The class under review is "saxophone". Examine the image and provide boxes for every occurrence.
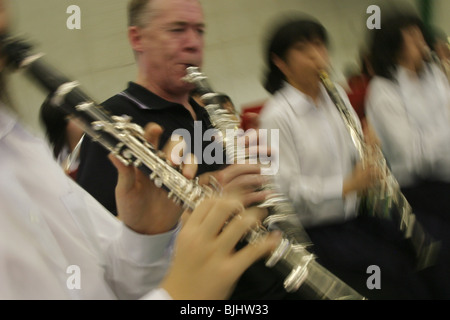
[183,67,366,299]
[319,70,440,270]
[2,36,365,299]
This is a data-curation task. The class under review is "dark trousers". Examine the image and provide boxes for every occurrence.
[306,216,434,300]
[230,181,450,300]
[401,180,450,299]
[230,215,434,300]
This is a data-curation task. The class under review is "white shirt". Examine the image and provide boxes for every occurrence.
[0,107,175,300]
[365,64,450,187]
[259,82,360,228]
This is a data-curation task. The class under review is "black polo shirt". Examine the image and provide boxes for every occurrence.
[77,82,223,215]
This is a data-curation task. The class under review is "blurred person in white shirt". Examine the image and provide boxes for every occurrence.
[365,9,450,299]
[366,13,450,188]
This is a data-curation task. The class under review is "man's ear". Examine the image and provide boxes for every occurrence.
[128,26,143,53]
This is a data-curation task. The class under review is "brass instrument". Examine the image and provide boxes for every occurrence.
[183,66,366,299]
[319,70,440,270]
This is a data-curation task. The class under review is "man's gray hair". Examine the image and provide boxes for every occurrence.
[127,0,152,27]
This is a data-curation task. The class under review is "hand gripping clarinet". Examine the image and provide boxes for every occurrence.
[1,36,364,299]
[183,67,366,300]
[319,70,440,270]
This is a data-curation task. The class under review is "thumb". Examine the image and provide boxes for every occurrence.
[143,122,164,149]
[181,153,198,180]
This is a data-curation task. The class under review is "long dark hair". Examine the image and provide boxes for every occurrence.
[262,14,328,94]
[39,94,69,159]
[368,11,427,80]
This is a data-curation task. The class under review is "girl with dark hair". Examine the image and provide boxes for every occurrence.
[369,13,428,81]
[366,11,450,206]
[367,12,450,187]
[259,14,437,299]
[366,11,450,299]
[262,15,329,95]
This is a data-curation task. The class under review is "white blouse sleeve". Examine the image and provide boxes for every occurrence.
[72,180,178,300]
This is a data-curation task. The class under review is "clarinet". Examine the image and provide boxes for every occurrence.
[183,67,366,300]
[2,36,365,299]
[319,70,441,270]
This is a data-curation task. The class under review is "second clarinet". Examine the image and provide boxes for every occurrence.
[183,66,366,300]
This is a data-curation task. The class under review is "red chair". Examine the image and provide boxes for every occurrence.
[240,104,264,131]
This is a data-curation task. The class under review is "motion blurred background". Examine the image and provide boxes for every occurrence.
[7,0,449,135]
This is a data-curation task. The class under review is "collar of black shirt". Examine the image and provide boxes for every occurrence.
[125,81,206,116]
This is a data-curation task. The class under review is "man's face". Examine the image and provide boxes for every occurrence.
[135,0,205,96]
